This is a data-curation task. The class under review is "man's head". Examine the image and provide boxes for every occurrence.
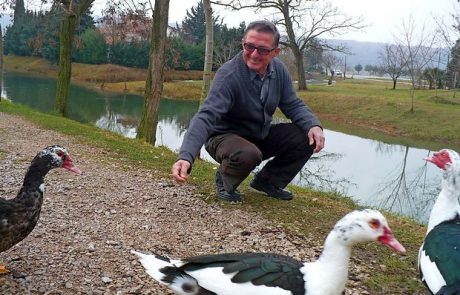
[242,20,281,76]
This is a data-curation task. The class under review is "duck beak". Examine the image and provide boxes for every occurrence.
[424,154,438,167]
[424,152,451,170]
[378,227,406,254]
[62,155,81,175]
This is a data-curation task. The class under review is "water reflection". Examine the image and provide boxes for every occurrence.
[1,71,444,223]
[295,152,355,196]
[371,147,439,222]
[95,106,138,138]
[291,130,442,223]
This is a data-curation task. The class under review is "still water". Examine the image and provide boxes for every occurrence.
[1,71,443,223]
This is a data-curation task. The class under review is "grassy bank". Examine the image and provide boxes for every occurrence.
[0,99,427,294]
[300,79,460,150]
[3,56,203,100]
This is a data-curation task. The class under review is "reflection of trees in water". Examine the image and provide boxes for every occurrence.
[94,99,192,143]
[372,147,439,223]
[95,105,138,138]
[373,141,406,155]
[296,152,356,195]
[156,117,190,147]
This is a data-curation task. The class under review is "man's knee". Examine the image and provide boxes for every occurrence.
[230,147,262,171]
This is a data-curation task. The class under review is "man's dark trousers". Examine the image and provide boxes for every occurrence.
[205,123,315,193]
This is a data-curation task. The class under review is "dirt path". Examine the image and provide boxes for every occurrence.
[0,112,372,294]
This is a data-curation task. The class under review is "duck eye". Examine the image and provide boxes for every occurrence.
[368,219,380,229]
[56,151,64,157]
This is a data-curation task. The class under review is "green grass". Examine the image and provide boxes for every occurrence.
[300,79,460,151]
[0,99,427,294]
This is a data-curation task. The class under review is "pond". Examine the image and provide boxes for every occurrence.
[0,71,444,223]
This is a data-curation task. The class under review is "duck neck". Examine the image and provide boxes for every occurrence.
[317,232,352,275]
[427,179,460,232]
[15,161,49,202]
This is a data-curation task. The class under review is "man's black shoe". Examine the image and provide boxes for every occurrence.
[250,178,293,200]
[215,170,242,203]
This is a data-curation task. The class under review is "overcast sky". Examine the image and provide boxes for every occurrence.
[92,0,458,44]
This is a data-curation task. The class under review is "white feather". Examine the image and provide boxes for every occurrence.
[130,251,183,279]
[39,183,45,193]
[418,247,446,294]
[185,267,291,295]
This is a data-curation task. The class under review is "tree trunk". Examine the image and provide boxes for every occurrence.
[283,11,307,91]
[201,0,213,102]
[0,24,3,102]
[136,0,170,144]
[55,15,77,116]
[293,47,307,90]
[392,78,397,90]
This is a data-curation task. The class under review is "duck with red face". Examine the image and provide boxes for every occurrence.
[0,145,80,274]
[419,149,460,294]
[132,209,405,295]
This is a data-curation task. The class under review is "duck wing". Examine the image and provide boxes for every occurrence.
[182,252,305,295]
[0,198,38,253]
[420,219,460,294]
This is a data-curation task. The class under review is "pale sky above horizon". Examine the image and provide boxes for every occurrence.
[89,0,458,44]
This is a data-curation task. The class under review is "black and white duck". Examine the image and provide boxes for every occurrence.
[418,149,460,294]
[132,209,406,295]
[0,145,81,274]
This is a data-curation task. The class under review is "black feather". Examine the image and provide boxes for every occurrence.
[181,252,306,295]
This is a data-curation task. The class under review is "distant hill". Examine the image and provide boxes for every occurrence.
[325,39,450,71]
[326,39,386,68]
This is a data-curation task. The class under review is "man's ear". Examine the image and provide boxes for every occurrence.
[273,47,281,56]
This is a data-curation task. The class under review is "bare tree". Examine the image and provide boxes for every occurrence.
[212,0,365,90]
[100,0,151,45]
[322,51,340,85]
[54,0,94,116]
[137,0,170,144]
[213,39,239,67]
[201,0,213,102]
[378,43,408,90]
[394,17,439,112]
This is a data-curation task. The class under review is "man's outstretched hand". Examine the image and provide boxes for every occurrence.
[172,159,191,183]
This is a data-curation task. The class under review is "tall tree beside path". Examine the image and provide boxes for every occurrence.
[54,0,95,116]
[213,0,365,90]
[137,0,170,144]
[0,24,2,102]
[201,0,213,102]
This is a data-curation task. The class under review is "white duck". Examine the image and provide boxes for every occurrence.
[418,149,460,294]
[132,209,406,295]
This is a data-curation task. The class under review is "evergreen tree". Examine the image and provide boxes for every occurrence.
[74,29,108,64]
[13,0,25,24]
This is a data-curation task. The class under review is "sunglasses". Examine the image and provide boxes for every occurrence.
[243,42,276,55]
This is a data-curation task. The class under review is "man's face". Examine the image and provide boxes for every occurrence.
[242,30,280,76]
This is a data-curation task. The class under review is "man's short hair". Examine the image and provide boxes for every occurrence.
[244,20,280,47]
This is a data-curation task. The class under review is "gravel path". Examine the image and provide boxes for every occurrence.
[0,112,375,294]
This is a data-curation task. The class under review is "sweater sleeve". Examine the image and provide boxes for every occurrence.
[178,67,235,165]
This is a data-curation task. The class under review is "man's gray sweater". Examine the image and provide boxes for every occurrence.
[178,52,321,165]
